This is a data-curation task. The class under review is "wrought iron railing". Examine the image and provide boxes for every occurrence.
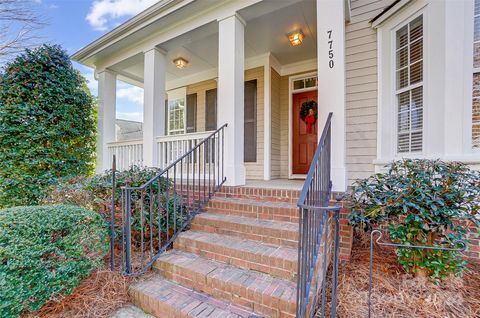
[296,112,340,318]
[119,123,227,276]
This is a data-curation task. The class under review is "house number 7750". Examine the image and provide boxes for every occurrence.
[327,30,334,69]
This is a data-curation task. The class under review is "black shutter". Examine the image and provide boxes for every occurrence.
[244,80,257,162]
[186,93,197,133]
[205,88,217,131]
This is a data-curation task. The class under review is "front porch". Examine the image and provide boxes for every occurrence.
[92,0,347,190]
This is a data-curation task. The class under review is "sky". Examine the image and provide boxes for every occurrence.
[31,0,159,122]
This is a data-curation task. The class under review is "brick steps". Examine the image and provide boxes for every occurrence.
[206,197,299,223]
[131,185,303,318]
[191,213,298,248]
[130,276,260,318]
[174,231,298,280]
[154,250,296,318]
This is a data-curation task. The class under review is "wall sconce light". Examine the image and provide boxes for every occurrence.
[287,30,305,46]
[173,57,189,69]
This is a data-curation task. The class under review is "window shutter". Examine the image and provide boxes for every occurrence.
[186,93,197,133]
[244,80,257,162]
[205,89,217,131]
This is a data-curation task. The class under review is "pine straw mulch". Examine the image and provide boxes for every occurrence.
[327,233,480,318]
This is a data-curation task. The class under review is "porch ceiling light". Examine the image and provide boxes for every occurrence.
[287,30,305,46]
[173,57,188,69]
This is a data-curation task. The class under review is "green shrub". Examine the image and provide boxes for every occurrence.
[44,166,187,245]
[0,205,107,317]
[0,44,96,208]
[347,159,480,279]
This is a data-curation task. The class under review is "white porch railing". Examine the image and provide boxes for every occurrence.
[156,131,214,169]
[107,139,143,171]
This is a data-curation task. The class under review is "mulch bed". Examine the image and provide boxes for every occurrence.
[326,233,480,317]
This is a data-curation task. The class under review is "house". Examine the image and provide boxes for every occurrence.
[72,0,480,317]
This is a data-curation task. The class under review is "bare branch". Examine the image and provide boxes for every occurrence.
[0,0,45,62]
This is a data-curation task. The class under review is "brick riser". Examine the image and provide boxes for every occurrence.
[215,186,300,204]
[206,198,299,223]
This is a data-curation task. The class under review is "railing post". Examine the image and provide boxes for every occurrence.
[110,155,116,271]
[124,182,132,275]
[330,197,342,318]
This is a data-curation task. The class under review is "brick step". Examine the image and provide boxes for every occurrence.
[191,213,298,248]
[154,250,296,318]
[130,276,262,318]
[215,186,300,204]
[174,231,298,280]
[206,197,299,223]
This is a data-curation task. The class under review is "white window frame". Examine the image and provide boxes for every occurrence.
[166,87,187,136]
[393,13,425,155]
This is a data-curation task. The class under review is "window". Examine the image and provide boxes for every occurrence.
[167,98,185,135]
[395,15,423,153]
[244,80,257,162]
[472,0,480,149]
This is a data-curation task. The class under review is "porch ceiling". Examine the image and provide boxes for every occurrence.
[108,0,317,86]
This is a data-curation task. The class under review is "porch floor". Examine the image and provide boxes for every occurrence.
[244,179,304,190]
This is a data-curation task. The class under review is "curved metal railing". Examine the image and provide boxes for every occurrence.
[120,123,227,276]
[296,112,341,318]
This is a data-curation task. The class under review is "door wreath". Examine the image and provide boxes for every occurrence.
[300,100,318,134]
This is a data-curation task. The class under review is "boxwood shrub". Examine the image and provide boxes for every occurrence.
[0,205,108,317]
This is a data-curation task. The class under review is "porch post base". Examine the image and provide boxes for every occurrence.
[223,164,246,186]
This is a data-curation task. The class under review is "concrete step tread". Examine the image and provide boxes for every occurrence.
[130,276,264,318]
[155,250,297,305]
[194,213,298,232]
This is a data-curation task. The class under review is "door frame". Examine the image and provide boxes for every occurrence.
[288,71,318,179]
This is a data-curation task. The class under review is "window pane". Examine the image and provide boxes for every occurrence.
[398,133,410,153]
[475,16,480,42]
[410,16,423,42]
[473,73,480,149]
[411,131,423,152]
[410,39,422,63]
[396,47,408,69]
[397,68,409,89]
[410,60,423,84]
[294,80,304,90]
[411,87,423,130]
[474,42,480,68]
[305,77,317,88]
[396,25,408,48]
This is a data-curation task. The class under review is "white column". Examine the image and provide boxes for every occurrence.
[217,14,246,186]
[143,47,167,167]
[317,0,347,191]
[263,55,272,180]
[97,69,117,173]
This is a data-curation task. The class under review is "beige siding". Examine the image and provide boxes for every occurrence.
[345,0,393,184]
[271,68,281,179]
[186,67,264,180]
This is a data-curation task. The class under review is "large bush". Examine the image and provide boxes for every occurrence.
[0,44,96,208]
[0,205,107,317]
[347,159,480,279]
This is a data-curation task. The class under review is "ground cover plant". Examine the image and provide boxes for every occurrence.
[347,159,480,279]
[0,205,108,318]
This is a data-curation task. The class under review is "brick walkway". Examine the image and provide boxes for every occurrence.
[131,186,300,318]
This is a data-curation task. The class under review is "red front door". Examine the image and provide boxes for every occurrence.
[292,91,318,175]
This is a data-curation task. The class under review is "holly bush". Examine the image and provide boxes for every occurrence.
[347,159,480,279]
[0,205,107,317]
[0,44,96,208]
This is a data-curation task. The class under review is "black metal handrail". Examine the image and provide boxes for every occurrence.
[296,112,340,318]
[120,123,227,276]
